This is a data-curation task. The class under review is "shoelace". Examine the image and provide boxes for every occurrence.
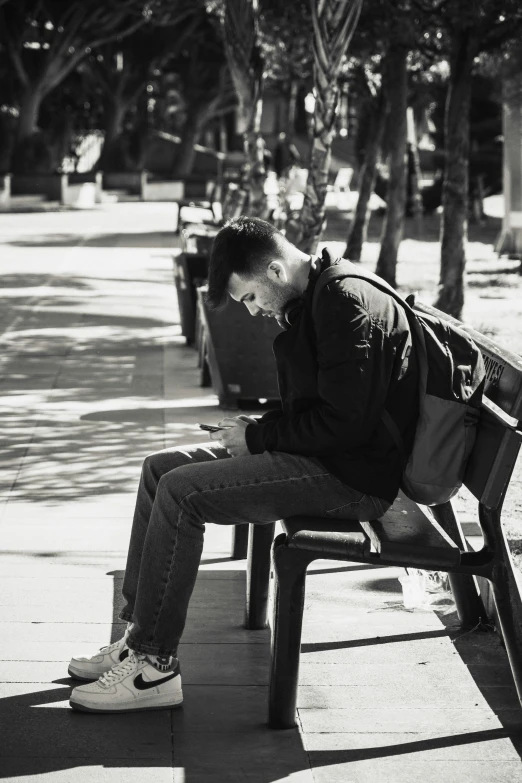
[98,650,143,688]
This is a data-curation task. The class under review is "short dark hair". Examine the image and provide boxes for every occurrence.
[207,216,285,309]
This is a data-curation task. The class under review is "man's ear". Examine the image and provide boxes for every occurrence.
[266,260,288,283]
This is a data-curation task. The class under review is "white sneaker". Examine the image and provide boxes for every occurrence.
[69,650,183,713]
[68,633,130,681]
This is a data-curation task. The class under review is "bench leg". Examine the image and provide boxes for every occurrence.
[448,572,485,628]
[431,503,485,627]
[484,508,522,707]
[245,522,276,630]
[231,525,249,559]
[268,534,316,729]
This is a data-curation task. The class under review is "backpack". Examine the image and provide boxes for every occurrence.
[312,258,485,506]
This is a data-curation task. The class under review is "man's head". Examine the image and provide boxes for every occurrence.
[207,216,310,321]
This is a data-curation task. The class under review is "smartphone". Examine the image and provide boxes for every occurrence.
[199,423,226,432]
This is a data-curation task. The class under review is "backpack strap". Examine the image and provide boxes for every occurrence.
[312,258,413,320]
[311,258,428,458]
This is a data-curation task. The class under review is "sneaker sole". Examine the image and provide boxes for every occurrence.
[69,698,183,713]
[68,666,103,681]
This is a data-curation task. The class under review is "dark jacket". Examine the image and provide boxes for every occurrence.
[245,250,419,503]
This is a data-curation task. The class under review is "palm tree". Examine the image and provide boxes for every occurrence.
[292,0,363,253]
[220,0,268,219]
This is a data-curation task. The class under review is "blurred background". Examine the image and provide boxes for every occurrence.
[0,0,522,320]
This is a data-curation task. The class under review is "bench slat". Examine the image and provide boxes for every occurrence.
[361,493,461,568]
[283,518,370,559]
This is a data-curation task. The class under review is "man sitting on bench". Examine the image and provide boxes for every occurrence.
[68,215,419,714]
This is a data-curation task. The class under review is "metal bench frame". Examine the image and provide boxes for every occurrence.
[237,303,522,729]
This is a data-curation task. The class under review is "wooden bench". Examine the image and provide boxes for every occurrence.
[241,302,522,729]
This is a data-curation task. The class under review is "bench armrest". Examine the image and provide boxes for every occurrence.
[481,396,521,432]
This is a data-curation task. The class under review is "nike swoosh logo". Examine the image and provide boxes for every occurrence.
[119,648,129,662]
[134,672,176,691]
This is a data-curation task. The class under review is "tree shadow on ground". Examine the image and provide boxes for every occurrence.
[7,232,178,248]
[0,271,215,502]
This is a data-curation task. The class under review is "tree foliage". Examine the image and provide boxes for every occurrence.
[0,0,192,167]
[257,0,313,90]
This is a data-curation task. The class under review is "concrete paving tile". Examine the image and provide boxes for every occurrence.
[298,661,475,687]
[302,730,522,761]
[297,682,493,710]
[2,622,121,644]
[0,559,122,577]
[0,600,115,624]
[196,563,246,576]
[171,730,313,782]
[299,637,464,665]
[0,681,69,700]
[0,554,127,577]
[0,495,136,521]
[299,707,522,734]
[0,522,132,553]
[0,640,115,663]
[171,685,269,732]
[0,623,269,662]
[0,660,83,683]
[198,558,247,572]
[0,576,122,594]
[202,523,237,555]
[0,643,270,686]
[0,374,59,391]
[480,686,522,710]
[0,760,174,783]
[453,632,511,665]
[0,688,172,759]
[309,759,522,783]
[183,626,268,646]
[177,642,269,686]
[2,358,63,375]
[467,665,517,687]
[300,617,455,646]
[0,579,116,606]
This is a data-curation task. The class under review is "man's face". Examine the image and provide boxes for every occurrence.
[228,265,296,321]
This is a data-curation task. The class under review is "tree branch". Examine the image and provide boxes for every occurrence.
[5,29,29,87]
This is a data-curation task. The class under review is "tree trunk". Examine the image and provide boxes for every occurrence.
[221,0,268,219]
[435,30,476,318]
[407,142,424,235]
[97,96,129,171]
[286,78,299,139]
[345,89,388,261]
[172,109,207,178]
[242,97,269,218]
[375,45,408,288]
[407,107,424,237]
[295,0,363,253]
[17,86,44,140]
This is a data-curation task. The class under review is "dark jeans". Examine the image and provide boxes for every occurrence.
[121,443,390,658]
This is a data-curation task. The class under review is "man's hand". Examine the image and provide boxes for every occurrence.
[209,417,251,457]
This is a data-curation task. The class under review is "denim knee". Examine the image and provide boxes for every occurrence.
[155,470,207,529]
[142,452,163,486]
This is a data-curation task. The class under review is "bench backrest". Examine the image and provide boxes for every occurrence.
[415,302,522,509]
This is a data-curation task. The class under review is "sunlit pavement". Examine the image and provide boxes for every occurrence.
[0,203,522,782]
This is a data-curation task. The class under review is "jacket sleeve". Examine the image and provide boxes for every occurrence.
[245,283,396,456]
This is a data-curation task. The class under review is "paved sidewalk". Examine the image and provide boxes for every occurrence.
[1,204,522,782]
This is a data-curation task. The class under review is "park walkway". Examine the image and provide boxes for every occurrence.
[1,202,522,782]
